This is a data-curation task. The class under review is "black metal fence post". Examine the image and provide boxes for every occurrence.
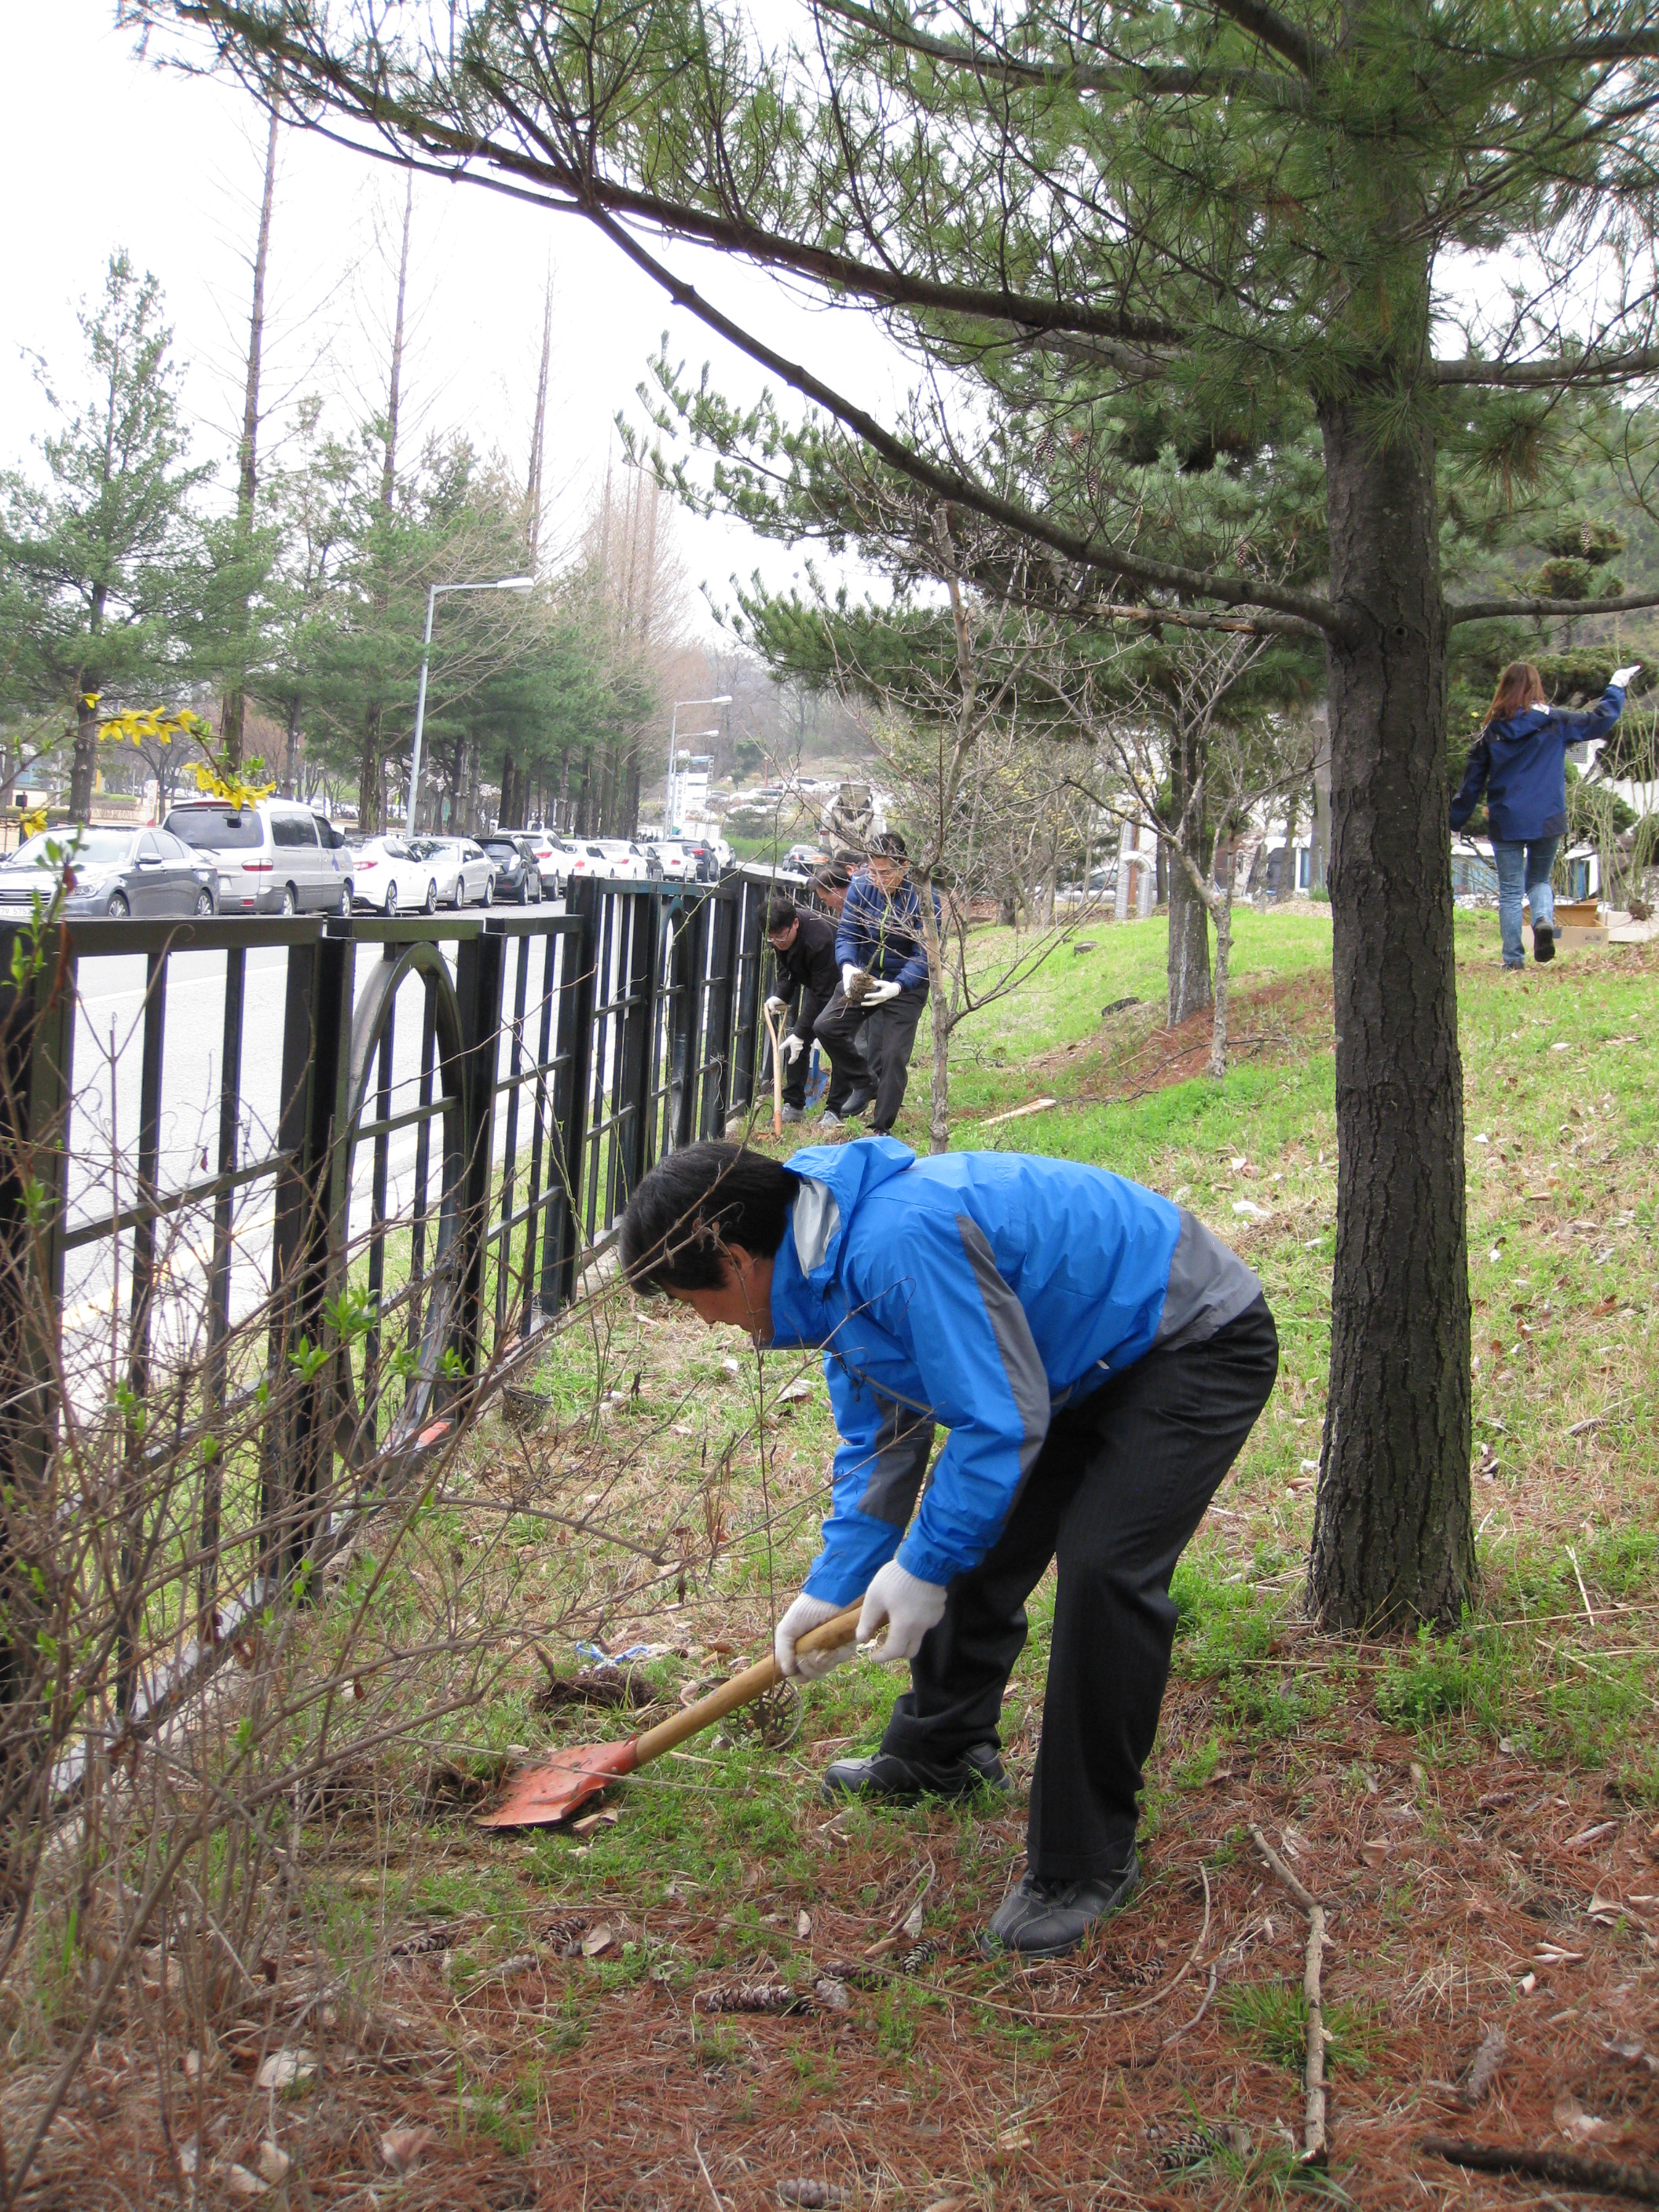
[551,881,597,1312]
[0,925,76,1712]
[454,928,506,1381]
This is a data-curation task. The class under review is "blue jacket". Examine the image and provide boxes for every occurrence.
[834,870,943,991]
[768,1137,1262,1604]
[1450,686,1624,842]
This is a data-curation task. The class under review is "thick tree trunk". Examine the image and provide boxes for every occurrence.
[359,709,383,833]
[1207,889,1233,1079]
[69,698,100,822]
[219,101,280,774]
[1307,396,1474,1631]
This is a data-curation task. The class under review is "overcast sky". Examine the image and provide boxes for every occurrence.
[0,2,906,638]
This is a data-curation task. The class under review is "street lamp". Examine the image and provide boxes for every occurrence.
[665,694,731,834]
[407,575,534,833]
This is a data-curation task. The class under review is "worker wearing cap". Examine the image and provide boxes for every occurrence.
[619,1135,1277,1958]
[819,831,940,1137]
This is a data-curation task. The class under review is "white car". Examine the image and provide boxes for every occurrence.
[493,826,569,895]
[347,836,441,914]
[409,837,495,908]
[648,840,698,882]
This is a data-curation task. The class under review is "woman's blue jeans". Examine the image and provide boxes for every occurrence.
[1492,837,1558,967]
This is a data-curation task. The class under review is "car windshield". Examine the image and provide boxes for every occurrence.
[9,830,133,870]
[483,841,518,859]
[165,808,263,851]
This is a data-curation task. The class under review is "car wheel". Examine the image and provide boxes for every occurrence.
[107,892,130,918]
[424,879,438,914]
[339,884,352,917]
[452,877,465,910]
[482,876,493,907]
[385,879,399,914]
[280,884,298,917]
[519,875,532,906]
[193,888,215,917]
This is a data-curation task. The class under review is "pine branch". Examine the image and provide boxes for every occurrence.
[1435,348,1659,387]
[1448,590,1659,626]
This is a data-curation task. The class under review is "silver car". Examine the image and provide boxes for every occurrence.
[164,799,353,916]
[0,826,218,920]
[409,837,496,907]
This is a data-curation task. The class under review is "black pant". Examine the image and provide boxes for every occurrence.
[816,983,926,1131]
[782,988,829,1109]
[881,1296,1279,1880]
[810,986,871,1113]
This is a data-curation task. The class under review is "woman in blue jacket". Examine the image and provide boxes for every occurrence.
[1451,660,1639,969]
[621,1137,1277,1959]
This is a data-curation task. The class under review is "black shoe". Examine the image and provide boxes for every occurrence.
[1533,923,1555,962]
[980,1852,1141,1959]
[842,1090,873,1116]
[821,1742,1009,1804]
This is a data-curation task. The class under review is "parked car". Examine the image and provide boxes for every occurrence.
[569,839,662,884]
[493,826,569,895]
[346,836,441,914]
[409,837,495,908]
[0,826,218,920]
[163,799,354,916]
[479,833,545,904]
[647,840,698,882]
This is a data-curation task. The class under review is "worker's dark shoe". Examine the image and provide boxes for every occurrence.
[980,1853,1141,1960]
[1533,922,1555,962]
[842,1089,873,1117]
[822,1742,1009,1805]
[782,1104,805,1123]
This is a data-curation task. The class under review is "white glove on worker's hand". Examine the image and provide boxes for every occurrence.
[857,1560,947,1665]
[840,962,862,995]
[775,1591,854,1680]
[860,979,902,1007]
[782,1033,804,1064]
[1613,663,1643,690]
[764,994,789,1020]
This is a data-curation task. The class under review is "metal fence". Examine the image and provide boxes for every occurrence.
[0,870,780,1754]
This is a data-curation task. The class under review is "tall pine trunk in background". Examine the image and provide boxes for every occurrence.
[218,101,279,773]
[1307,384,1474,1629]
[1166,717,1213,1024]
[359,174,412,834]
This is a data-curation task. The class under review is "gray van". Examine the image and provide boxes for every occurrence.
[163,800,353,916]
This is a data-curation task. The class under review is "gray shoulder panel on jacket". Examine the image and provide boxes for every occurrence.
[954,1214,1050,1478]
[1155,1208,1262,1351]
[792,1180,841,1276]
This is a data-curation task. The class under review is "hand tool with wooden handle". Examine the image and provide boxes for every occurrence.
[763,1000,786,1137]
[478,1603,862,1828]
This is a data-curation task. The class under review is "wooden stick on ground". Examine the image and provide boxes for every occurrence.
[1423,2136,1659,2207]
[1249,1824,1329,2166]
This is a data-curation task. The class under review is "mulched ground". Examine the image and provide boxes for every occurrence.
[15,1648,1658,2210]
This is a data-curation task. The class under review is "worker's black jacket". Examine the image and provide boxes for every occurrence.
[771,910,840,1037]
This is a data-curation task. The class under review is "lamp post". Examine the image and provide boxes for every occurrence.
[664,696,731,835]
[407,574,534,834]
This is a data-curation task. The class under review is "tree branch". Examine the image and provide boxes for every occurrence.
[584,207,1342,632]
[1434,348,1659,386]
[1210,0,1325,79]
[1448,590,1659,626]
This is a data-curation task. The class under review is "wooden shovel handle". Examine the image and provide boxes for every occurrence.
[629,1603,862,1768]
[764,1002,786,1138]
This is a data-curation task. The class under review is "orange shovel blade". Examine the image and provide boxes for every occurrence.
[475,1738,641,1829]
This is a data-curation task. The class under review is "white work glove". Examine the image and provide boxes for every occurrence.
[764,993,789,1020]
[1612,664,1643,690]
[775,1591,855,1680]
[857,1560,947,1665]
[782,1033,804,1064]
[840,961,861,994]
[861,979,902,1006]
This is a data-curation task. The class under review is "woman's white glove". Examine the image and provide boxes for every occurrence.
[857,1560,947,1664]
[764,993,789,1020]
[860,979,902,1007]
[1612,663,1643,690]
[782,1033,804,1064]
[775,1591,854,1679]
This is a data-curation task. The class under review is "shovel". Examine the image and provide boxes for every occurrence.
[477,1602,862,1829]
[763,1000,786,1138]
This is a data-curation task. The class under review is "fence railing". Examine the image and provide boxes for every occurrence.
[0,870,782,1763]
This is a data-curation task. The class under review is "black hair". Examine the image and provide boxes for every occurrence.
[619,1142,800,1295]
[811,862,852,892]
[869,830,907,861]
[764,896,799,935]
